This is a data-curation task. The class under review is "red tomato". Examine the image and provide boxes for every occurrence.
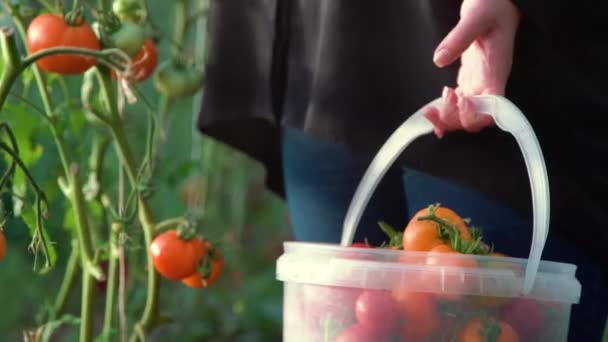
[300,285,361,335]
[181,241,224,288]
[26,14,100,74]
[350,242,372,248]
[149,230,205,280]
[336,323,390,342]
[355,290,399,333]
[0,230,5,262]
[339,243,375,260]
[130,38,158,82]
[392,289,440,341]
[500,298,545,342]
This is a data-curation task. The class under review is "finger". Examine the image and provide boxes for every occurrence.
[433,10,492,68]
[423,106,446,138]
[439,87,461,129]
[458,96,495,132]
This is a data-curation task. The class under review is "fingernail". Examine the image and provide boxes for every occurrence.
[442,86,449,99]
[433,48,451,68]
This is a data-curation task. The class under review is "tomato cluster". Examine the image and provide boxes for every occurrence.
[294,281,549,342]
[149,229,224,289]
[288,204,556,341]
[25,7,158,83]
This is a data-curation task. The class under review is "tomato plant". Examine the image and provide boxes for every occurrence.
[150,229,205,280]
[458,317,520,342]
[26,14,100,74]
[0,0,215,339]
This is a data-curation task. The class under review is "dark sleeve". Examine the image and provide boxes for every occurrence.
[510,1,607,43]
[197,0,286,197]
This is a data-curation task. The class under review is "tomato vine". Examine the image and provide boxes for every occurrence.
[0,0,214,341]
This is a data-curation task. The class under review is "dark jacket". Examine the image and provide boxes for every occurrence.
[197,0,608,264]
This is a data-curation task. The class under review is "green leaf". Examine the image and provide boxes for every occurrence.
[2,101,44,167]
[22,208,57,274]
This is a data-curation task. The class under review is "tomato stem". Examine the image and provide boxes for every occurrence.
[3,10,104,340]
[95,66,161,339]
[171,0,187,59]
[21,47,129,74]
[101,222,121,340]
[53,239,80,318]
[153,217,190,234]
[417,205,488,255]
[0,123,19,191]
[0,27,22,110]
[81,268,96,342]
[0,141,57,271]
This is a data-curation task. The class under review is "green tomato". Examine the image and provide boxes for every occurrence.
[153,60,205,98]
[112,0,147,24]
[109,22,145,57]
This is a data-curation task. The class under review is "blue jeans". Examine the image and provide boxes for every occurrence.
[281,128,607,341]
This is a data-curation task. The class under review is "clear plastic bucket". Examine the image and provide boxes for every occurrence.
[276,96,582,342]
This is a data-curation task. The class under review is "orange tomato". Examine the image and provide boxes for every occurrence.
[403,205,472,252]
[458,318,519,342]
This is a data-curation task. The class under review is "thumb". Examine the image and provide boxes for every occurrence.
[433,12,492,68]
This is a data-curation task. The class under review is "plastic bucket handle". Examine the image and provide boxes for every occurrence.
[340,95,550,295]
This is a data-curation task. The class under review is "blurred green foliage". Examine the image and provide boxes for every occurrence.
[0,1,290,341]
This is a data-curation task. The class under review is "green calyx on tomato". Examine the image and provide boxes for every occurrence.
[112,0,148,24]
[181,239,224,289]
[416,204,489,255]
[153,60,205,98]
[63,7,86,27]
[377,221,403,249]
[94,12,145,57]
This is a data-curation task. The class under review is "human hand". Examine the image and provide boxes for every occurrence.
[425,0,521,138]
